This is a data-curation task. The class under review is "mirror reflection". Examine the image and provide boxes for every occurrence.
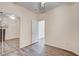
[0,12,20,55]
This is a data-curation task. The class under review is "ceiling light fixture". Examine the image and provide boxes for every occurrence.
[0,12,16,20]
[9,15,16,20]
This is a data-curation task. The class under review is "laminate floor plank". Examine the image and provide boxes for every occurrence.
[0,39,77,56]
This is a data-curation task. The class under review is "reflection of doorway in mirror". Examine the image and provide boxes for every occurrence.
[0,12,20,55]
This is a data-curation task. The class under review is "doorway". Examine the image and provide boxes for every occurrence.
[32,20,45,45]
[32,20,38,44]
[38,20,45,45]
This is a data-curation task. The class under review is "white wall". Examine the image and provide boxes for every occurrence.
[0,2,37,48]
[39,3,79,55]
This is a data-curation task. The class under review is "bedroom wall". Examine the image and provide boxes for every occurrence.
[38,3,79,55]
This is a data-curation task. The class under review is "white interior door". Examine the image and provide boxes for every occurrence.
[32,20,38,44]
[38,20,45,39]
[38,20,45,44]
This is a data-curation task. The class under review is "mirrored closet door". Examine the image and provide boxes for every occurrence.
[0,12,20,56]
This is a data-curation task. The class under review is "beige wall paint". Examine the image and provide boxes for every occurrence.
[0,2,37,48]
[39,3,79,55]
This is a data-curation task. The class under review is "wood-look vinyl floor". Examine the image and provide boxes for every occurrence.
[0,39,77,56]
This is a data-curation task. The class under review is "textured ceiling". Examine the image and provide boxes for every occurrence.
[14,2,73,13]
